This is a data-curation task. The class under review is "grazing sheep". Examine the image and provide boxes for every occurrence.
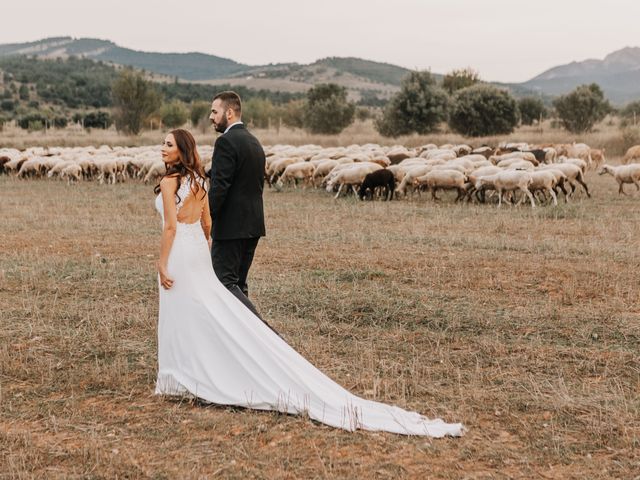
[395,165,433,197]
[539,163,590,198]
[143,160,166,184]
[415,169,468,202]
[490,151,537,165]
[326,163,382,199]
[60,164,83,184]
[598,163,640,195]
[475,170,536,208]
[528,170,559,206]
[358,169,395,201]
[0,156,11,175]
[622,145,640,165]
[276,162,315,189]
[465,165,501,202]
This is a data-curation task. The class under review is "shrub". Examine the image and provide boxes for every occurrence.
[518,97,546,125]
[303,83,355,134]
[243,97,277,129]
[375,71,449,137]
[112,69,161,135]
[442,68,480,95]
[448,84,518,137]
[0,99,14,111]
[280,99,305,129]
[552,83,610,133]
[18,112,47,130]
[160,100,188,128]
[190,101,210,127]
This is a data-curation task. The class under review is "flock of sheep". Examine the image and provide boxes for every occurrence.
[2,141,640,207]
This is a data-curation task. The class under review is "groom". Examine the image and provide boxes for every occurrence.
[208,91,267,322]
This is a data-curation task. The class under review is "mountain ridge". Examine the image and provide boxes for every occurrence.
[2,37,640,103]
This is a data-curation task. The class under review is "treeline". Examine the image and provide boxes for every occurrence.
[0,56,304,130]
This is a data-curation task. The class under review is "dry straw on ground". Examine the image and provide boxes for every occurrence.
[1,163,639,478]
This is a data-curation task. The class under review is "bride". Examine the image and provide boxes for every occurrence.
[154,128,463,437]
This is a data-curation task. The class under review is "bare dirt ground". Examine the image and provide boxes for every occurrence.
[1,172,639,479]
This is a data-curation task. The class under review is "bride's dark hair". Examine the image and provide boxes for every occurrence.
[154,128,207,202]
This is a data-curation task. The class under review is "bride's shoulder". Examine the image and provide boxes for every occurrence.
[160,174,180,189]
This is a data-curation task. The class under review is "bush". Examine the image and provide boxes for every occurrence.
[442,68,480,95]
[518,97,546,125]
[448,84,518,137]
[618,100,640,127]
[112,69,161,135]
[190,101,210,127]
[375,71,449,137]
[303,83,355,134]
[18,112,47,130]
[280,99,305,129]
[552,83,610,133]
[0,99,14,111]
[74,111,113,129]
[160,100,188,128]
[53,116,68,128]
[243,97,277,129]
[18,84,29,101]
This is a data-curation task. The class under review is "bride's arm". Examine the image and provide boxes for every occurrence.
[158,176,178,289]
[201,194,213,248]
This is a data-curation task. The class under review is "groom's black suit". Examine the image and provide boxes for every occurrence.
[209,123,267,321]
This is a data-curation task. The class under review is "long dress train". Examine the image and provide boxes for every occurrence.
[155,179,463,437]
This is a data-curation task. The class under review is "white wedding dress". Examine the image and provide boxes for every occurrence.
[154,177,463,437]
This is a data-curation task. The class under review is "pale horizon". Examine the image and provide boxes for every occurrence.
[3,0,640,83]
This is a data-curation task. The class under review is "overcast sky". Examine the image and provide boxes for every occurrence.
[2,0,639,82]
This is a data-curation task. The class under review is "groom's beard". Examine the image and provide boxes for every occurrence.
[215,116,228,133]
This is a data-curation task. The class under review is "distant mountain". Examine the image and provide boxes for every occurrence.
[522,47,640,103]
[2,37,640,104]
[0,37,248,80]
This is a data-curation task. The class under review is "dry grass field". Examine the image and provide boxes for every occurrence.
[1,163,639,479]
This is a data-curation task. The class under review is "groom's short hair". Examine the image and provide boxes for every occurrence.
[213,91,242,115]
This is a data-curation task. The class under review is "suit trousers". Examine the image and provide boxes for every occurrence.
[211,238,279,336]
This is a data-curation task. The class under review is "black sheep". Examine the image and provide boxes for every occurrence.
[358,169,395,201]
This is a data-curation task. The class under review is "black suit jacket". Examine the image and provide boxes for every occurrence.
[209,124,266,240]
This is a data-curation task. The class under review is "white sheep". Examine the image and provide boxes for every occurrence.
[475,170,536,208]
[415,169,467,202]
[598,163,640,195]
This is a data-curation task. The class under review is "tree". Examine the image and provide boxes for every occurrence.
[518,97,547,125]
[190,101,210,127]
[448,84,518,137]
[552,83,610,133]
[160,100,188,128]
[111,69,161,135]
[618,100,640,127]
[243,97,277,129]
[442,68,480,95]
[375,71,449,137]
[18,84,29,101]
[303,83,355,134]
[280,99,305,129]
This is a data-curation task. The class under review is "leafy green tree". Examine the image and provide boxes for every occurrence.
[160,100,188,128]
[112,69,161,135]
[448,84,518,137]
[618,100,640,127]
[518,97,547,125]
[0,99,14,112]
[74,111,113,129]
[552,83,610,133]
[190,101,210,126]
[280,99,305,129]
[243,97,277,129]
[19,84,29,101]
[375,71,449,137]
[442,68,480,95]
[303,83,355,134]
